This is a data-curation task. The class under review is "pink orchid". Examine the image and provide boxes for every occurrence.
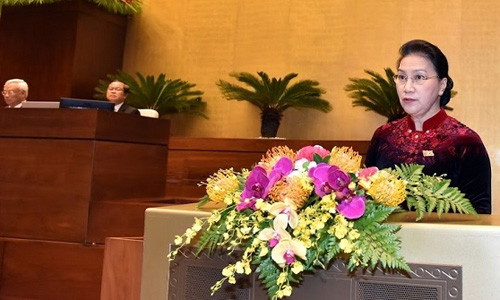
[238,166,269,210]
[337,195,366,219]
[308,163,335,197]
[268,157,293,187]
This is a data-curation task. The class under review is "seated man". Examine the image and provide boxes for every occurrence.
[106,80,140,115]
[2,79,28,108]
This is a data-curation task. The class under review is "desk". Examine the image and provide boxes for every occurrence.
[0,108,170,242]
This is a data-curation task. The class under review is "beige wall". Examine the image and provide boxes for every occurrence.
[123,0,499,213]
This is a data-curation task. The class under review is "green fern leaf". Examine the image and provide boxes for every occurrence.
[392,164,478,221]
[349,202,410,273]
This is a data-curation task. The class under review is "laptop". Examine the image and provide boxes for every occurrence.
[21,101,60,109]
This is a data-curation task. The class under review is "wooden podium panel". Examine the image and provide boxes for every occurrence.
[0,108,169,144]
[86,200,174,244]
[91,141,168,201]
[0,237,104,300]
[0,138,94,241]
[100,237,143,300]
[0,109,170,299]
[0,109,170,242]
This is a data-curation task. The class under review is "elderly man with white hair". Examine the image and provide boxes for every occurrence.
[2,79,28,108]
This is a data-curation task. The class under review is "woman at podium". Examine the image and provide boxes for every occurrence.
[365,39,491,214]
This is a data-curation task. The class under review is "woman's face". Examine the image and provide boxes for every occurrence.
[396,54,447,122]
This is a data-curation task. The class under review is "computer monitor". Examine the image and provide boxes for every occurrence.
[59,97,115,111]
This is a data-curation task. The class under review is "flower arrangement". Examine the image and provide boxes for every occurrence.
[168,145,476,299]
[1,0,142,15]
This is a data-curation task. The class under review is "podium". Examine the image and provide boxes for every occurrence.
[142,203,500,300]
[0,109,170,299]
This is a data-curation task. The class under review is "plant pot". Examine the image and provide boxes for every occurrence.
[260,108,282,137]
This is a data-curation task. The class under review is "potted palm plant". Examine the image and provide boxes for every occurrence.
[217,71,332,137]
[345,68,453,122]
[95,70,207,118]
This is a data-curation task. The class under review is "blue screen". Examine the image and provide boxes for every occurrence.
[59,98,114,111]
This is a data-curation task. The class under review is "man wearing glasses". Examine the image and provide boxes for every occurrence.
[2,79,28,108]
[106,80,139,115]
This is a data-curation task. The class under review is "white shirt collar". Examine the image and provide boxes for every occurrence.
[10,101,25,108]
[114,102,124,112]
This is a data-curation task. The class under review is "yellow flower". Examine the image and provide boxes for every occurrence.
[222,264,235,277]
[208,211,221,224]
[328,146,362,173]
[282,285,293,297]
[206,169,240,203]
[255,198,270,211]
[235,261,244,274]
[192,218,203,232]
[367,170,407,206]
[259,244,269,257]
[320,193,337,214]
[339,238,355,253]
[291,261,304,274]
[348,229,360,240]
[259,146,296,173]
[331,215,350,239]
[277,271,288,285]
[185,228,196,239]
[174,235,183,245]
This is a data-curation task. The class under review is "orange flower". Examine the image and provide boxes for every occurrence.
[328,147,362,173]
[260,146,296,173]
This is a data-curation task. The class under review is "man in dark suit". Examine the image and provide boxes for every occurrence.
[106,80,140,115]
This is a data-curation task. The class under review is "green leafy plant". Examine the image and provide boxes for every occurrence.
[0,0,142,15]
[345,68,454,122]
[95,70,207,118]
[217,71,332,137]
[394,164,475,221]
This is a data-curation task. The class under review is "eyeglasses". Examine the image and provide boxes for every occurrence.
[1,90,18,96]
[107,87,124,92]
[393,74,440,85]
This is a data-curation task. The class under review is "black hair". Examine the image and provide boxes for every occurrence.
[123,83,130,95]
[397,39,454,106]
